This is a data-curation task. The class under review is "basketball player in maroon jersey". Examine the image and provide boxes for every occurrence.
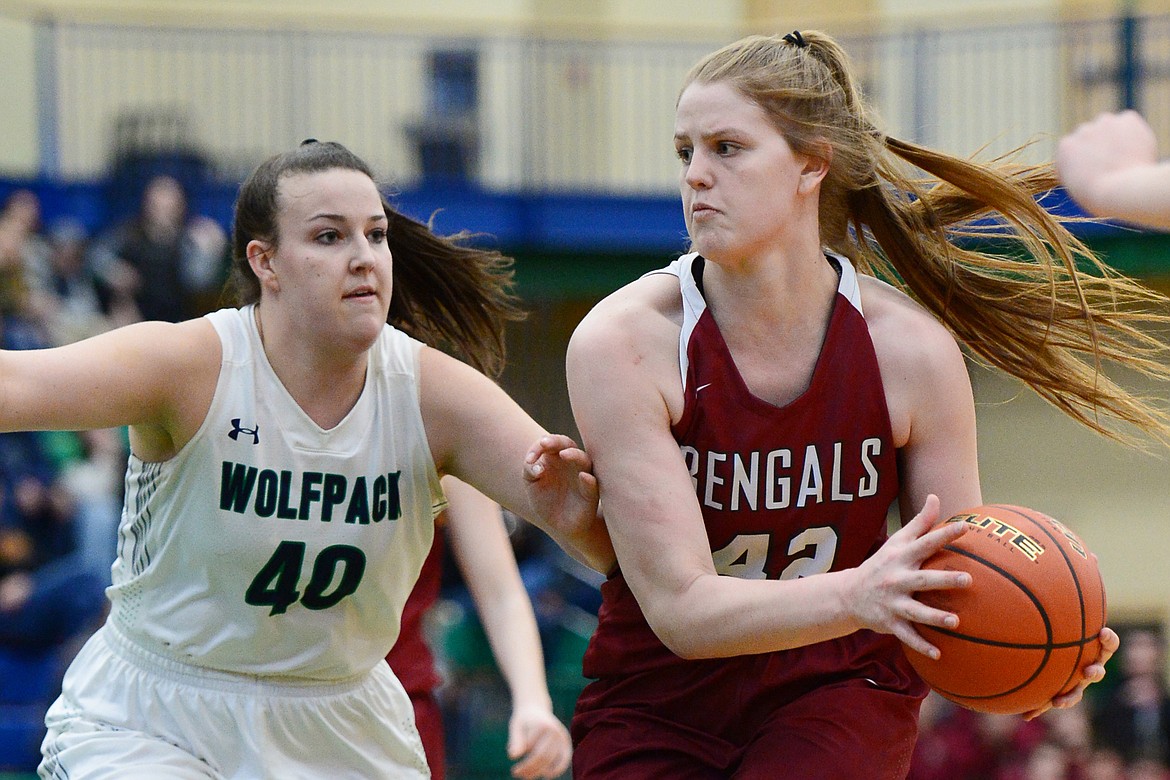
[566,30,1170,779]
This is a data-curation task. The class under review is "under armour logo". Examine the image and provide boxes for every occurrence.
[228,418,260,444]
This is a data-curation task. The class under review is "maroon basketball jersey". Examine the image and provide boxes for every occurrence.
[581,253,913,688]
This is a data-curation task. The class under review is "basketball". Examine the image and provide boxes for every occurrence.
[903,504,1107,715]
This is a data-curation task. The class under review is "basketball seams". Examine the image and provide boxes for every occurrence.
[922,625,1098,651]
[924,543,1054,703]
[991,505,1097,696]
[936,542,1055,646]
[990,505,1089,638]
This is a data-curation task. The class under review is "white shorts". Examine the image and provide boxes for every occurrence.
[39,624,430,779]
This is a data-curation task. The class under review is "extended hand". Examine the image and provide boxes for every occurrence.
[1021,625,1120,720]
[1056,111,1163,223]
[846,494,972,658]
[524,434,615,573]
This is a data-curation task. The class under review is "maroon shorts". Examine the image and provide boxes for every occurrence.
[572,667,922,779]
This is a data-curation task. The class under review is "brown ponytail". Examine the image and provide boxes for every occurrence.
[384,205,525,378]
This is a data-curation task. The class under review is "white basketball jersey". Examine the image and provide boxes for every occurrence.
[107,305,444,681]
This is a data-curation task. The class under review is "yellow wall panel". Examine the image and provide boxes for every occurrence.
[0,15,39,173]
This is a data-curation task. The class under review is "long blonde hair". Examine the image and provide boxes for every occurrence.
[685,31,1170,444]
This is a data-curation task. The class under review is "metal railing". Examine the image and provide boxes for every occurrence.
[29,13,1170,192]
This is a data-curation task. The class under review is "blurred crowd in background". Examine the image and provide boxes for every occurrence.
[0,182,1167,779]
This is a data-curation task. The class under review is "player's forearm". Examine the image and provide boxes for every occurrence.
[639,569,860,660]
[478,593,554,709]
[546,519,615,575]
[1082,162,1170,230]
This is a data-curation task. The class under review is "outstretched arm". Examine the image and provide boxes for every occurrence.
[443,476,571,780]
[1056,111,1170,231]
[0,318,220,461]
[419,345,615,574]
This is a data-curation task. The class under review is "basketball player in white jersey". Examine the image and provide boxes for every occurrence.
[0,139,613,778]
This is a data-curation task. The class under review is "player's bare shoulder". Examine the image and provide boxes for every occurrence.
[857,273,973,446]
[568,270,682,373]
[567,269,686,423]
[856,274,964,371]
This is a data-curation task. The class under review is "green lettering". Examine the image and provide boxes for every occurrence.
[345,476,371,524]
[254,470,278,517]
[321,474,347,522]
[299,472,324,520]
[277,470,297,519]
[373,474,387,521]
[386,471,401,521]
[245,540,304,615]
[219,461,258,513]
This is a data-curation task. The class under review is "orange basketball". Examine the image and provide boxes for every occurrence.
[903,504,1106,715]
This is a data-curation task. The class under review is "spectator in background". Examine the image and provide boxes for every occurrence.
[0,270,118,654]
[975,712,1049,780]
[1056,110,1170,231]
[1043,704,1096,776]
[1092,629,1170,768]
[907,694,990,780]
[1012,738,1075,780]
[24,218,137,346]
[910,697,1091,780]
[990,707,1098,780]
[1083,747,1128,780]
[1129,759,1170,780]
[0,189,50,326]
[90,173,228,322]
[0,212,125,595]
[0,190,50,267]
[46,424,125,592]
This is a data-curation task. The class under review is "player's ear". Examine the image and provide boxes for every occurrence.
[798,143,831,195]
[247,240,278,291]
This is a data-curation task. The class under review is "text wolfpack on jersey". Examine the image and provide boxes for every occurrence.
[680,438,882,511]
[219,461,403,524]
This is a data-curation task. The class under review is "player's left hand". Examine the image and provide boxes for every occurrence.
[1021,625,1119,721]
[507,702,572,779]
[524,434,615,574]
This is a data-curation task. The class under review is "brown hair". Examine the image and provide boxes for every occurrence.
[228,141,523,377]
[684,31,1170,444]
[384,207,524,378]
